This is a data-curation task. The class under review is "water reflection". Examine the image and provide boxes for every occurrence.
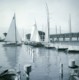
[4,46,21,69]
[30,48,75,80]
[30,48,59,80]
[0,44,79,80]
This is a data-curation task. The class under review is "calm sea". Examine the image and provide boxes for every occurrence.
[0,42,79,80]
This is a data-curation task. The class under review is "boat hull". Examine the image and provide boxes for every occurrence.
[44,46,55,49]
[3,43,22,47]
[0,39,4,42]
[68,50,79,53]
[30,42,44,47]
[57,48,68,51]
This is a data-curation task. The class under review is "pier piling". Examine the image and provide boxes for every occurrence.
[60,63,63,80]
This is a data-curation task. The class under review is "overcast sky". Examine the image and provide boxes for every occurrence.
[0,0,79,37]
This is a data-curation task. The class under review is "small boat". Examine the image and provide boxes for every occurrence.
[0,69,20,80]
[3,14,22,46]
[30,22,44,47]
[68,46,79,53]
[57,44,68,51]
[57,47,68,51]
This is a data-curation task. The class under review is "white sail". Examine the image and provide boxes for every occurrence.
[5,14,21,43]
[30,23,41,42]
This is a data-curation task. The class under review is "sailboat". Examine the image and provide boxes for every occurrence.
[30,22,44,47]
[3,14,22,46]
[44,3,55,49]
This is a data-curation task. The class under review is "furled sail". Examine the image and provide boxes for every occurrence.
[45,25,49,43]
[5,14,21,43]
[45,3,50,43]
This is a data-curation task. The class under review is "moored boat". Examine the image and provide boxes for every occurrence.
[44,4,55,49]
[67,46,79,53]
[30,22,43,47]
[57,44,68,51]
[3,14,22,46]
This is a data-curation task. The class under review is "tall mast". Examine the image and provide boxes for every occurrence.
[56,25,57,34]
[14,14,17,43]
[22,27,25,42]
[45,3,50,43]
[34,20,37,28]
[42,25,44,41]
[69,14,71,33]
[60,26,61,34]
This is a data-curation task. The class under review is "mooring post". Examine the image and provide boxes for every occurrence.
[60,63,63,80]
[24,64,32,77]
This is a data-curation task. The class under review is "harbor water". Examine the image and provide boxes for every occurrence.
[0,42,79,80]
